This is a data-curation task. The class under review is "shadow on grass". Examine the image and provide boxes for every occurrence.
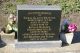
[0,35,6,48]
[0,40,6,48]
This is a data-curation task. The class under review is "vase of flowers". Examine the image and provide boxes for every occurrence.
[60,19,77,44]
[0,14,17,44]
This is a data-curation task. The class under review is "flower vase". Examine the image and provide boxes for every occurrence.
[60,32,74,44]
[0,31,15,44]
[65,32,74,44]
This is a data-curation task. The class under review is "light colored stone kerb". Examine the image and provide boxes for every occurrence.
[15,40,62,48]
[17,5,61,10]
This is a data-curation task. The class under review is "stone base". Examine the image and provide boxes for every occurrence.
[15,40,62,48]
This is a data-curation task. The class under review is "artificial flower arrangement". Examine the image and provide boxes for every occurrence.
[61,19,77,33]
[6,14,17,33]
[1,14,17,33]
[61,19,77,44]
[1,14,17,39]
[0,14,17,45]
[68,23,77,33]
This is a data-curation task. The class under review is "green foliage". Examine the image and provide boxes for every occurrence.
[59,0,80,17]
[46,0,59,5]
[46,0,80,17]
[1,0,80,17]
[16,0,27,4]
[2,2,16,14]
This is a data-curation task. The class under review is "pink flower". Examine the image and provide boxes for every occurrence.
[68,23,77,32]
[8,14,16,21]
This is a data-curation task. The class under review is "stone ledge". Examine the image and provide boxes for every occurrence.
[15,40,62,48]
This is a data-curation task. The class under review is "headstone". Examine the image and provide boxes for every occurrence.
[16,5,62,48]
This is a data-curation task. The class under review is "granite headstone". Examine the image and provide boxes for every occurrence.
[16,5,62,48]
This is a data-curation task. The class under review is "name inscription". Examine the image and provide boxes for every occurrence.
[18,10,61,41]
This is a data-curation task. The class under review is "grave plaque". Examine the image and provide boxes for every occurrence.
[17,5,61,41]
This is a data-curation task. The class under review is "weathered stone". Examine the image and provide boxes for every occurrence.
[0,32,15,44]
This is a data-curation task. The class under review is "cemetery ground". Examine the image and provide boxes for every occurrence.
[0,40,80,53]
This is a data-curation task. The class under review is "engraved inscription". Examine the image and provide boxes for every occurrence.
[18,10,61,41]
